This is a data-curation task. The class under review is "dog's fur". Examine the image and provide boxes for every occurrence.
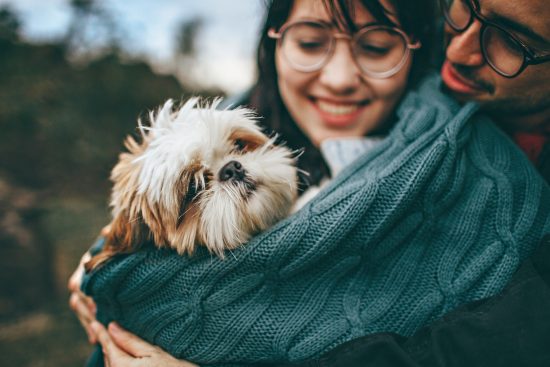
[86,98,297,270]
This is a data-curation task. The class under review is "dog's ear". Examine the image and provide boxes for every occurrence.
[84,212,152,272]
[84,203,152,272]
[85,135,152,272]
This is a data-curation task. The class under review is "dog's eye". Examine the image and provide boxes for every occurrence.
[186,180,198,202]
[234,139,247,152]
[185,173,210,202]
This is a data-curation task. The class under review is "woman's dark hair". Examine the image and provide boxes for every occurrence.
[248,0,437,190]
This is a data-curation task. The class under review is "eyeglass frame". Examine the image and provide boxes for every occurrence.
[440,0,550,78]
[267,20,422,79]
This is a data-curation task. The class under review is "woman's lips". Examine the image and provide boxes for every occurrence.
[441,60,486,95]
[311,98,369,128]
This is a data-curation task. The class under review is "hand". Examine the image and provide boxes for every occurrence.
[68,224,111,343]
[91,321,198,367]
[68,251,98,343]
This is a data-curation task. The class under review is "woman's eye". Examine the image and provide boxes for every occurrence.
[358,43,391,56]
[298,40,323,48]
[297,39,327,52]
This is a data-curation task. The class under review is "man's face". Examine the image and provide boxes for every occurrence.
[441,0,550,130]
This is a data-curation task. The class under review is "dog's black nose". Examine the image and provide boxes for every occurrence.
[219,160,246,182]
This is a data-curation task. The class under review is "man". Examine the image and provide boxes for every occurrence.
[282,0,550,365]
[439,0,550,173]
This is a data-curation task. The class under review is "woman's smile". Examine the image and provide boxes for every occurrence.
[310,97,370,128]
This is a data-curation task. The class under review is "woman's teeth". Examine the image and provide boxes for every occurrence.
[317,100,360,115]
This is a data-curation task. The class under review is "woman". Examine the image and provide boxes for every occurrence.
[71,0,435,364]
[69,0,549,366]
[249,0,434,189]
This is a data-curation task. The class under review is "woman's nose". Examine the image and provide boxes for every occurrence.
[318,41,362,94]
[445,21,485,67]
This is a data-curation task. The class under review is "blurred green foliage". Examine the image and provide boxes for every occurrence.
[0,5,226,365]
[0,37,188,194]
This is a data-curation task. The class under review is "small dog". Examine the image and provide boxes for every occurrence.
[86,98,297,270]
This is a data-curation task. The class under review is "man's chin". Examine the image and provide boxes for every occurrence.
[440,81,488,104]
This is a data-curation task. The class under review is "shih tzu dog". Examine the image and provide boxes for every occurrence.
[86,98,297,270]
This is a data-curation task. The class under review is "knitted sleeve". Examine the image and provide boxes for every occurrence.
[82,75,550,366]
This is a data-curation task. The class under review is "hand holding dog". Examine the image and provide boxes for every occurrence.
[68,250,98,344]
[91,321,197,367]
[70,225,198,366]
[68,224,111,343]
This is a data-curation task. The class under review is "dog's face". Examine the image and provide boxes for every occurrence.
[107,98,297,257]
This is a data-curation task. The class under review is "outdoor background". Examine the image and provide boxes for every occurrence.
[0,0,264,365]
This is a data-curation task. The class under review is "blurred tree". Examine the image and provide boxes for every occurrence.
[64,0,121,60]
[176,17,204,57]
[175,16,204,87]
[0,5,20,41]
[0,8,225,364]
[0,177,55,319]
[0,40,185,193]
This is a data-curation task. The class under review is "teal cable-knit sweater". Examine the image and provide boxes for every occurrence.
[83,75,550,366]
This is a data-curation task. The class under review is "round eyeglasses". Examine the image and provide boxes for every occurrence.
[440,0,550,78]
[268,20,421,79]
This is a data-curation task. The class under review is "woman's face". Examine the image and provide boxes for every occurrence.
[275,0,412,147]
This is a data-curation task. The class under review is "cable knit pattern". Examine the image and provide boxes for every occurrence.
[82,75,550,366]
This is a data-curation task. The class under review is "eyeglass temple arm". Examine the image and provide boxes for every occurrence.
[267,28,281,39]
[408,40,422,50]
[530,53,550,64]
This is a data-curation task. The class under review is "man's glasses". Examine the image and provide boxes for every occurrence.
[440,0,550,78]
[268,20,421,79]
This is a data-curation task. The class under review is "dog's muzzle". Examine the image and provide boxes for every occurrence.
[219,160,246,182]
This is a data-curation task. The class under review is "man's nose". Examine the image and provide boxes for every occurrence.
[319,41,362,94]
[445,21,485,66]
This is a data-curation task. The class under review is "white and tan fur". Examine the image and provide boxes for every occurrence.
[86,98,297,270]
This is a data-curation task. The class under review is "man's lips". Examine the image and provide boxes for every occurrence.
[441,60,488,95]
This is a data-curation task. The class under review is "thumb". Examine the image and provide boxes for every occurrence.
[91,321,127,362]
[108,322,158,357]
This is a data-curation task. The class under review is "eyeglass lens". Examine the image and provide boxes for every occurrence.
[283,22,332,70]
[280,22,409,76]
[354,29,407,74]
[441,0,526,76]
[482,26,525,76]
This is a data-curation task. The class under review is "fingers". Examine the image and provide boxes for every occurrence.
[68,253,99,345]
[68,251,97,345]
[69,291,98,343]
[107,323,200,367]
[91,321,128,366]
[68,252,92,292]
[68,252,90,291]
[69,291,96,323]
[108,322,158,357]
[101,224,112,236]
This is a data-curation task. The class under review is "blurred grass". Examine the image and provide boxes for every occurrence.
[0,195,109,367]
